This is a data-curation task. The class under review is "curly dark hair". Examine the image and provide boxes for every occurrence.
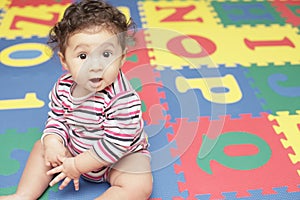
[48,0,135,54]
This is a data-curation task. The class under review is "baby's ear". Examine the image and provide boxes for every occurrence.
[120,48,128,67]
[58,51,69,70]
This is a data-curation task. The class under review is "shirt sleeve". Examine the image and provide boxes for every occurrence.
[92,91,143,163]
[42,81,69,145]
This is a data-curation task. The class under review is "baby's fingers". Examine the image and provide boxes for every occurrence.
[49,171,66,187]
[47,165,63,176]
[45,161,51,167]
[73,178,80,191]
[51,162,59,167]
[57,154,67,163]
[44,155,61,167]
[59,176,72,190]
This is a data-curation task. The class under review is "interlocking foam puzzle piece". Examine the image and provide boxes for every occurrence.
[0,0,10,10]
[0,0,9,23]
[211,1,285,27]
[167,113,300,199]
[139,1,300,69]
[0,8,5,21]
[138,0,219,70]
[0,150,29,188]
[123,30,166,125]
[245,63,300,115]
[222,186,300,200]
[0,186,16,198]
[272,0,300,27]
[109,1,144,28]
[157,67,202,122]
[268,110,300,175]
[0,4,68,39]
[158,65,263,122]
[46,178,109,200]
[0,149,58,199]
[0,128,41,177]
[0,35,53,66]
[145,120,188,199]
[0,128,58,199]
[0,128,111,199]
[151,159,188,200]
[8,0,71,8]
[0,36,63,133]
[139,0,219,32]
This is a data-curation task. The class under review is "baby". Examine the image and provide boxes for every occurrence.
[0,0,152,199]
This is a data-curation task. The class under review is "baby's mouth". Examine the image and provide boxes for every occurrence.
[89,78,102,88]
[90,78,102,83]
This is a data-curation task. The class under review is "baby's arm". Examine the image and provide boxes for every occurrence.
[47,149,108,191]
[47,90,143,189]
[43,134,68,167]
[43,79,70,166]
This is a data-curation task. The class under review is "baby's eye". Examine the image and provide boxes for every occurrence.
[78,53,87,60]
[103,51,112,58]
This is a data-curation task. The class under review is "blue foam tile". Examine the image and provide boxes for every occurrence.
[222,186,300,200]
[145,121,188,199]
[0,150,29,188]
[0,37,63,133]
[47,178,110,200]
[159,65,263,122]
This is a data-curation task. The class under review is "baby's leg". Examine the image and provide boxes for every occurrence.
[0,140,52,200]
[96,152,153,200]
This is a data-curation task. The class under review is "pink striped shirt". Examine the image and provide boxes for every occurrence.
[42,71,149,181]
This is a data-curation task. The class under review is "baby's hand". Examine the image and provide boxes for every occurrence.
[43,135,67,167]
[47,155,81,191]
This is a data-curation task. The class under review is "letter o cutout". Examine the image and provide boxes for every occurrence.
[0,43,53,67]
[167,35,216,58]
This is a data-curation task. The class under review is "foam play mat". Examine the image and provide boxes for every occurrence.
[1,0,300,199]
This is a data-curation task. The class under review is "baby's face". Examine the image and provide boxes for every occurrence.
[59,26,125,97]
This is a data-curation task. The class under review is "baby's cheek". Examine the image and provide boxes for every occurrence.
[74,75,87,87]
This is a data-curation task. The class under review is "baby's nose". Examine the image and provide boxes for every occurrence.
[89,64,103,72]
[88,58,104,72]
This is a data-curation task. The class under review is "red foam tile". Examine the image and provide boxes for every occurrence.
[170,113,300,199]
